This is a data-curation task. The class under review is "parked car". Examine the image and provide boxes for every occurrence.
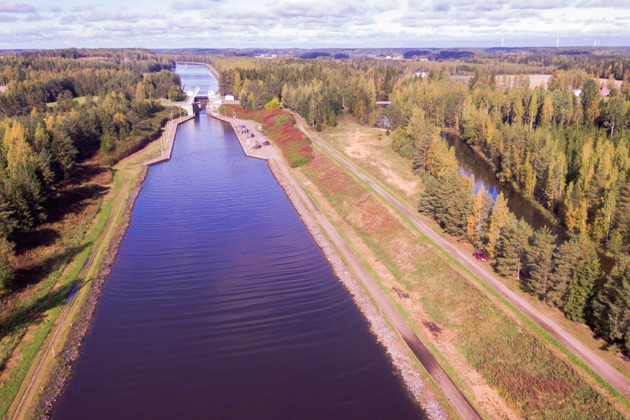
[473,251,487,262]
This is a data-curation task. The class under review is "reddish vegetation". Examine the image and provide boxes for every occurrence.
[359,200,398,235]
[306,154,353,195]
[235,109,314,167]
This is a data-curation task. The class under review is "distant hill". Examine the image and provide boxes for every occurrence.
[299,52,331,59]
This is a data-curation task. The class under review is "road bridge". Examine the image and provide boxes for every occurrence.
[161,86,200,116]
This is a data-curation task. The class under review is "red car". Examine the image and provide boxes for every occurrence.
[473,251,487,262]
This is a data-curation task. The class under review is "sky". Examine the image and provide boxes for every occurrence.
[1,0,629,49]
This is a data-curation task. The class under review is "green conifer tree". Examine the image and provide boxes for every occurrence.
[526,226,557,299]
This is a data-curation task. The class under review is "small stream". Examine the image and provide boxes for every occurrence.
[443,132,568,242]
[444,132,616,272]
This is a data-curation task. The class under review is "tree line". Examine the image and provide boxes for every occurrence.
[213,57,404,130]
[386,66,630,256]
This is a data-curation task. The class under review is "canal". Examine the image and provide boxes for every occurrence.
[52,65,422,418]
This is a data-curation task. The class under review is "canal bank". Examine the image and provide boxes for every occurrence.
[211,110,451,418]
[7,113,196,419]
[53,66,428,418]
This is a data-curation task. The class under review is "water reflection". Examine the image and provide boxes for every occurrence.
[443,132,567,242]
[52,65,422,419]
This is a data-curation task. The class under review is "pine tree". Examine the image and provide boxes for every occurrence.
[409,110,436,171]
[0,236,14,292]
[527,226,557,299]
[418,174,440,218]
[547,235,596,309]
[547,237,581,307]
[433,170,461,227]
[50,131,77,180]
[495,217,532,279]
[564,243,601,322]
[441,173,473,239]
[466,185,493,247]
[592,257,630,354]
[485,192,510,259]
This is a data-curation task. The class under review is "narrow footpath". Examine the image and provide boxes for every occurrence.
[294,114,630,402]
[212,111,481,420]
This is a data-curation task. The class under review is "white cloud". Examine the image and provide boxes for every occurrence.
[0,0,628,48]
[0,1,34,13]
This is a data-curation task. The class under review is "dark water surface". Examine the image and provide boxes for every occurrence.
[53,66,421,419]
[444,132,568,241]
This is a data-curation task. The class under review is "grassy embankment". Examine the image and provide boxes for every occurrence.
[0,107,176,418]
[242,109,627,419]
[318,115,630,384]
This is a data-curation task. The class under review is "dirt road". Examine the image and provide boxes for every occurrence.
[7,115,195,419]
[8,181,129,420]
[294,115,630,401]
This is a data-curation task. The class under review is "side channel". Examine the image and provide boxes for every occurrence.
[52,109,424,418]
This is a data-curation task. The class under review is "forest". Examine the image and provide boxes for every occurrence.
[0,49,183,292]
[213,50,630,355]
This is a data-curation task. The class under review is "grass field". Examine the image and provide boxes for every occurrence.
[46,96,99,107]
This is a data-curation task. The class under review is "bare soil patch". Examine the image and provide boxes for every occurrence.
[319,115,422,203]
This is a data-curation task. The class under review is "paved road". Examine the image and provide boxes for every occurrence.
[294,114,630,402]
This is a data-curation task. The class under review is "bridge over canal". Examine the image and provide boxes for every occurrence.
[161,86,200,116]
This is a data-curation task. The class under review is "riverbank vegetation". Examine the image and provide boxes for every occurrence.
[387,66,630,357]
[0,49,183,417]
[213,50,630,358]
[240,107,624,417]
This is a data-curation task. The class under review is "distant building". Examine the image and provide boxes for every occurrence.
[377,114,391,129]
[599,86,610,97]
[413,71,427,79]
[224,95,235,101]
[571,89,582,97]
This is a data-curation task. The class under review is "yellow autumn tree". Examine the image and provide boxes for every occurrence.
[485,192,510,259]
